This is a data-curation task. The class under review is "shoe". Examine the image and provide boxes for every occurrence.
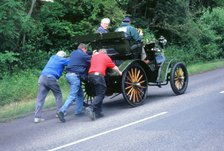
[95,112,104,118]
[85,107,95,121]
[57,112,66,123]
[34,118,45,123]
[56,112,67,118]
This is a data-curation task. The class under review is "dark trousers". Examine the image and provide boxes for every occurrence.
[88,74,106,113]
[35,75,63,118]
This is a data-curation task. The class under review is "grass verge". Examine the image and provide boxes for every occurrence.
[187,60,224,75]
[0,93,68,122]
[0,60,223,122]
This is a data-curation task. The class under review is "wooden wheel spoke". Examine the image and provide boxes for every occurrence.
[137,74,143,82]
[133,90,136,102]
[136,70,140,80]
[130,68,136,81]
[129,89,134,101]
[176,68,184,77]
[128,71,135,82]
[179,81,184,89]
[137,90,142,101]
[131,68,134,79]
[135,89,140,102]
[125,85,133,90]
[180,81,184,88]
[125,81,133,85]
[136,69,142,81]
[175,71,179,77]
[179,70,184,76]
[138,85,146,89]
[133,89,139,102]
[134,68,138,81]
[138,80,145,84]
[175,81,179,89]
[134,88,143,102]
[134,91,138,102]
[136,87,144,95]
[175,80,183,89]
[126,76,133,83]
[176,68,180,74]
[127,87,134,95]
[178,68,183,76]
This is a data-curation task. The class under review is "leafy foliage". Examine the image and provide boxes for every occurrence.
[0,51,19,77]
[199,7,224,58]
[0,0,31,52]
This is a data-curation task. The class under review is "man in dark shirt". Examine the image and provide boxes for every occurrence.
[57,43,92,123]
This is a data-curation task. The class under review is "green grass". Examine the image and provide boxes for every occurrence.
[0,72,70,122]
[0,92,69,122]
[0,60,223,122]
[187,60,224,75]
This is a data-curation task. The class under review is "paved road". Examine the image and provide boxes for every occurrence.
[0,68,224,151]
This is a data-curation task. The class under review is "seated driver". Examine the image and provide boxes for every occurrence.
[115,17,149,63]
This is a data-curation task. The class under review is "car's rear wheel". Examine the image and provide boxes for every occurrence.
[81,80,94,106]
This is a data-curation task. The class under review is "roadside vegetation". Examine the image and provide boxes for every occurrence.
[0,0,224,122]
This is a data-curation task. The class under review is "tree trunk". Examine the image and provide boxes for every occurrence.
[22,0,36,49]
[28,0,36,16]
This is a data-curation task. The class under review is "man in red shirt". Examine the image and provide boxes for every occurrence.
[86,49,122,120]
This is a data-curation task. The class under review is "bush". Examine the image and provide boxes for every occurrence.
[0,51,19,78]
[199,7,224,59]
[0,49,50,78]
[165,46,198,65]
[18,47,50,70]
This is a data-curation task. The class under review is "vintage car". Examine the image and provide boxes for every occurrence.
[73,32,188,107]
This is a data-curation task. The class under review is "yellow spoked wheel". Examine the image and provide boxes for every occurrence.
[170,62,188,95]
[122,63,148,106]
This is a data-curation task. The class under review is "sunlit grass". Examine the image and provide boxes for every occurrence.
[188,60,224,75]
[0,92,68,122]
[0,99,36,122]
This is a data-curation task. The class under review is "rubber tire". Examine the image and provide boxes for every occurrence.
[121,63,148,107]
[170,62,188,95]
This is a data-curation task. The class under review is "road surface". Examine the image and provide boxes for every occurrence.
[0,68,224,151]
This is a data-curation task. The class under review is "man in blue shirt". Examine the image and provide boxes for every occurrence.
[57,43,93,123]
[34,51,69,123]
